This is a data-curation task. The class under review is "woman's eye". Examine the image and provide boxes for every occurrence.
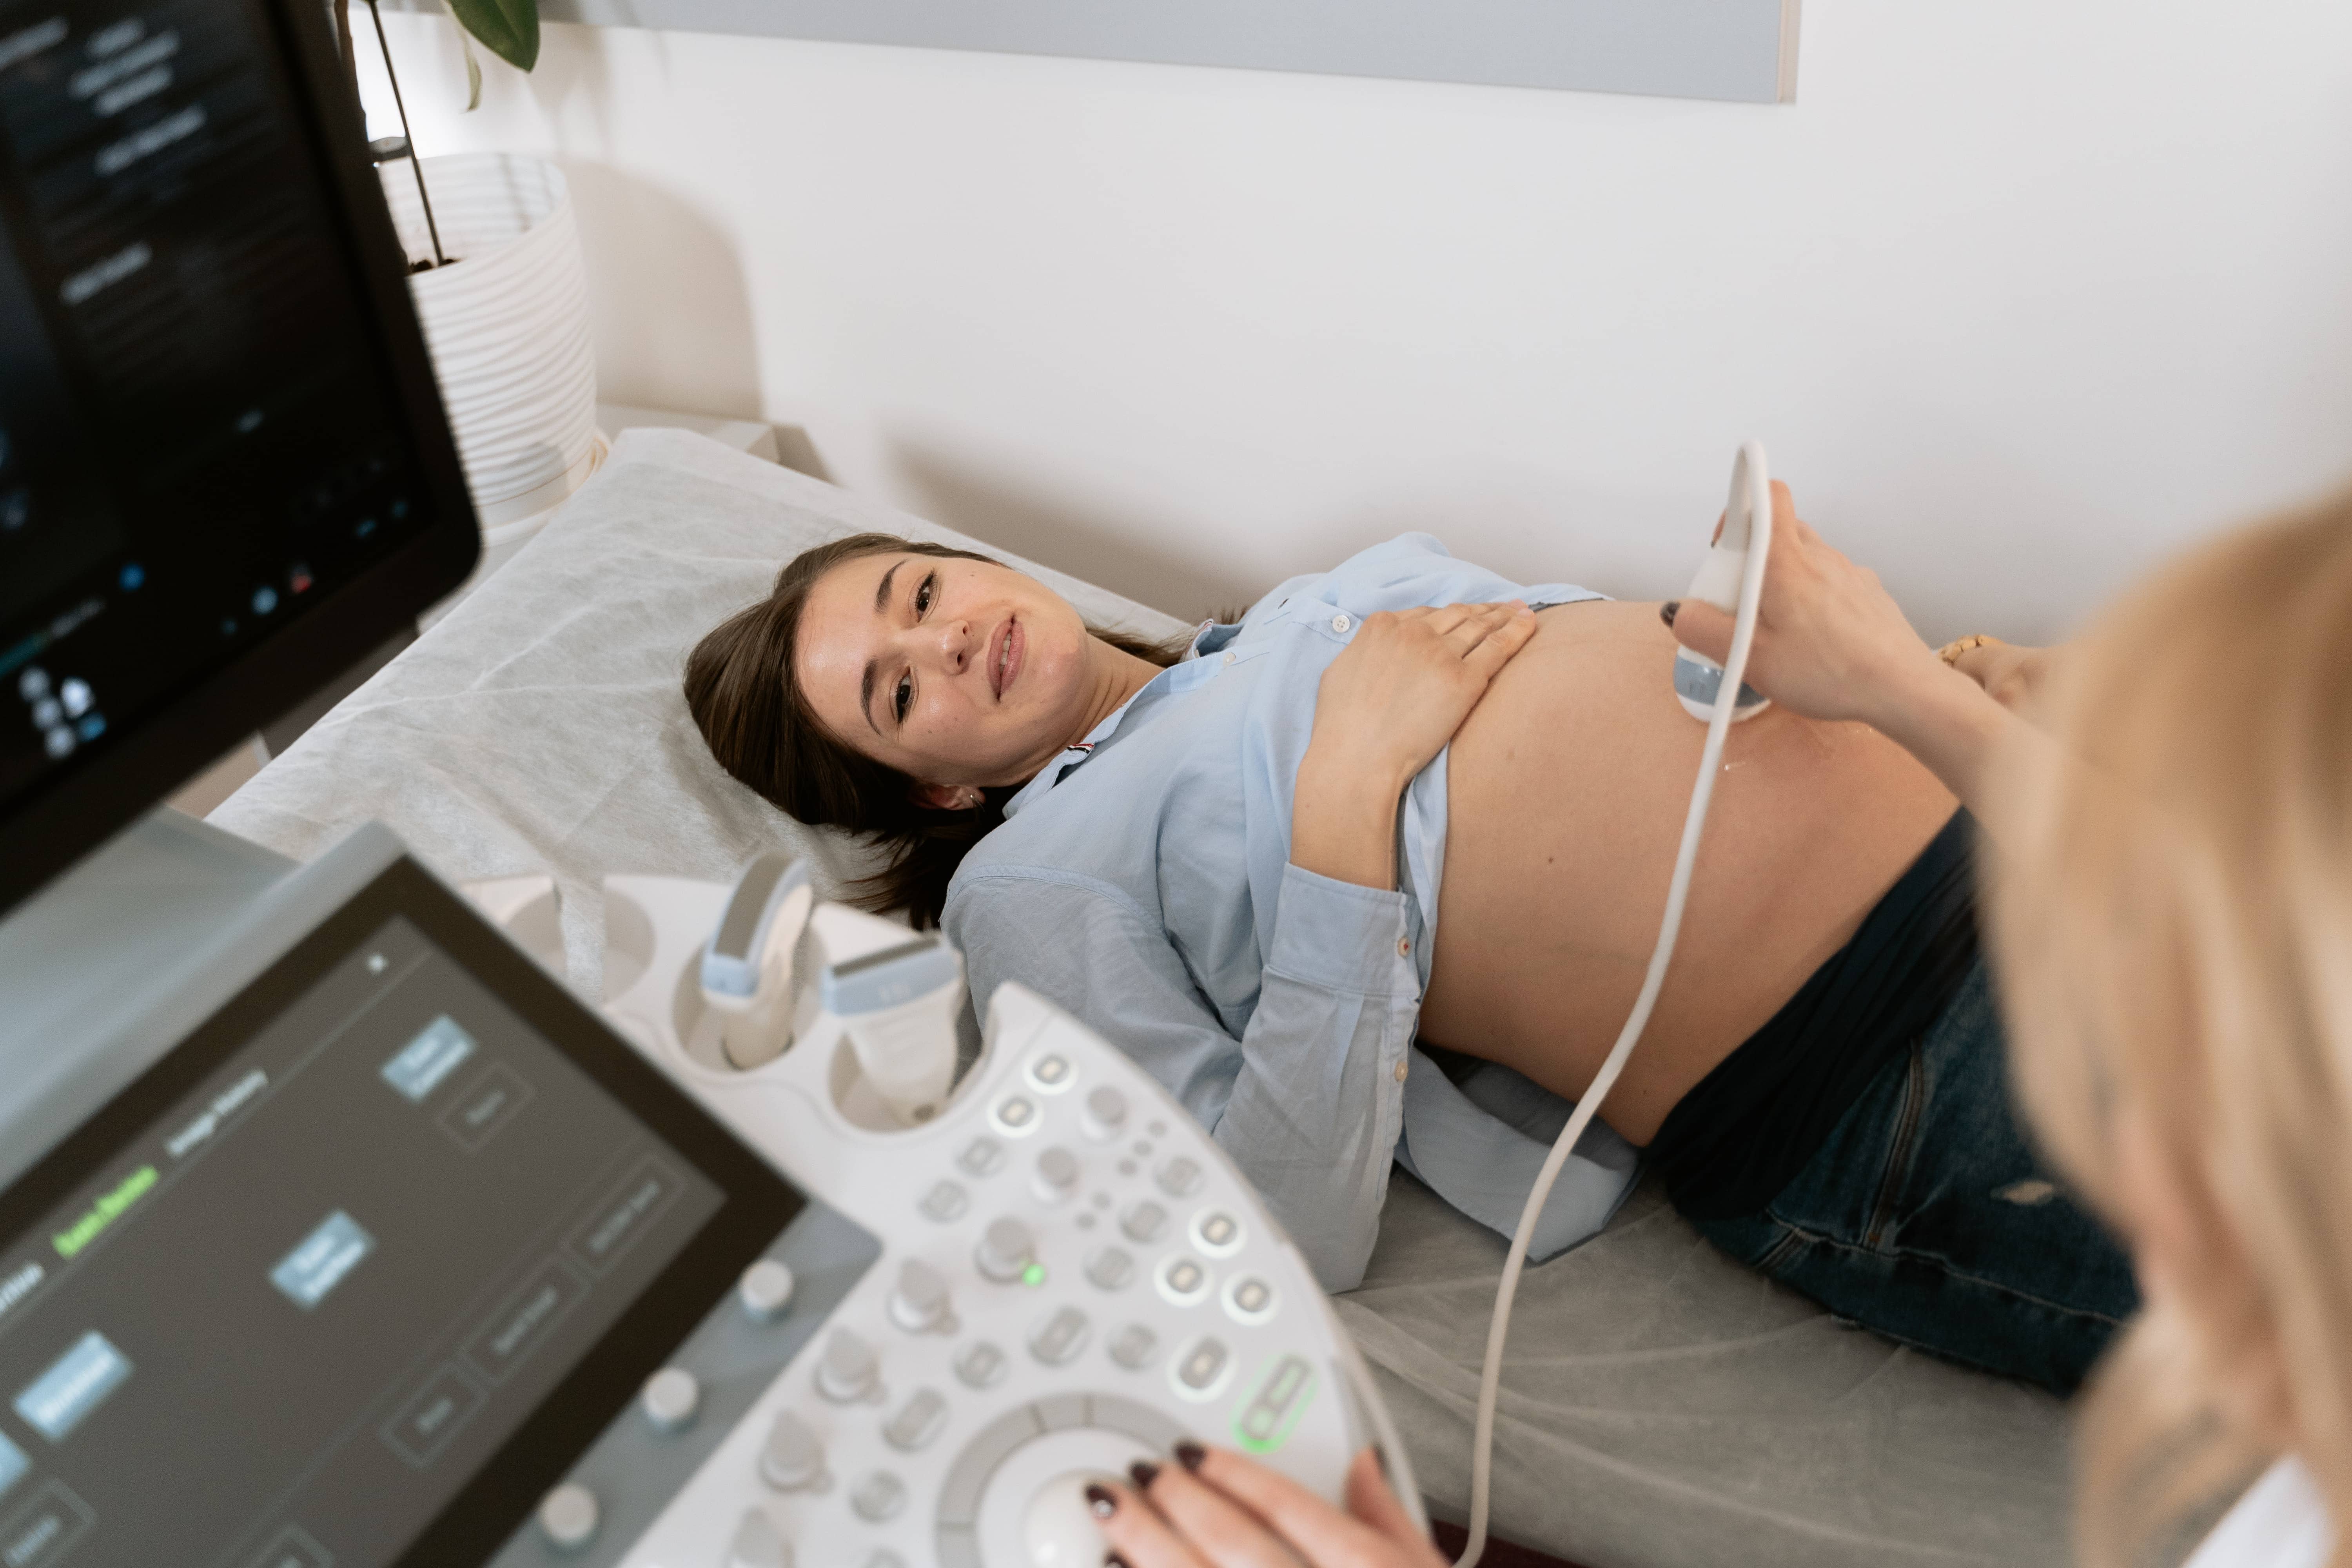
[915,574,935,616]
[893,675,912,723]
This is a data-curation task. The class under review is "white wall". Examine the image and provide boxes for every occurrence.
[358,2,2352,637]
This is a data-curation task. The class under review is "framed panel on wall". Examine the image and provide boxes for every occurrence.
[505,0,1802,104]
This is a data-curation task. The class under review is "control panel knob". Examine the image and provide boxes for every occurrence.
[815,1327,881,1403]
[976,1217,1037,1283]
[642,1367,700,1432]
[759,1412,827,1492]
[728,1507,792,1568]
[739,1259,795,1323]
[1034,1145,1080,1202]
[1080,1085,1128,1141]
[888,1259,952,1333]
[538,1482,599,1552]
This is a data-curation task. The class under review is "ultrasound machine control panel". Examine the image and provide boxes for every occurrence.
[0,824,1418,1568]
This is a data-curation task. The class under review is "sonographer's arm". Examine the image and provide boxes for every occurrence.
[1664,489,2047,839]
[1094,1443,1445,1568]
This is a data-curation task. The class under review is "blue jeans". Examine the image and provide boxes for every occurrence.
[1684,961,2138,1392]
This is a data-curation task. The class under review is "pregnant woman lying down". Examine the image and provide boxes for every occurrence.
[685,486,2134,1391]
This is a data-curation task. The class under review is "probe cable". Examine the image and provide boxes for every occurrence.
[1452,446,1774,1568]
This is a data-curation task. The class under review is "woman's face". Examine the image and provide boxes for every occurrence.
[795,551,1100,793]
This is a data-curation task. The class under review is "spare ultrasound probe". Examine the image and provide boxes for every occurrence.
[700,850,816,1068]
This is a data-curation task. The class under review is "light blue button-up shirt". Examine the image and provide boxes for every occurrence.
[944,534,1640,1290]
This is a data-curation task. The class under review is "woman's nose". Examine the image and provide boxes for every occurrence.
[928,618,974,671]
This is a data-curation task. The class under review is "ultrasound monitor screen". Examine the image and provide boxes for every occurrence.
[0,0,461,844]
[0,859,803,1568]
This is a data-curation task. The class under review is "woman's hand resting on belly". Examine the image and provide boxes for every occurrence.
[1290,600,1538,891]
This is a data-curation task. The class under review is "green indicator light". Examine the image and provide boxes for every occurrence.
[1022,1263,1047,1287]
[1232,1356,1316,1455]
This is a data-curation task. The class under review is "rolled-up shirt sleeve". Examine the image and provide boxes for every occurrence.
[950,862,1416,1292]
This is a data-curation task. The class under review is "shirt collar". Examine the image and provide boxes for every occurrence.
[999,619,1230,821]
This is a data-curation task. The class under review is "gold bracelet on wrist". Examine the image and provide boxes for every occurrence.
[1938,633,1995,667]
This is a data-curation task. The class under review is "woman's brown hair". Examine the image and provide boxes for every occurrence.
[684,533,1191,926]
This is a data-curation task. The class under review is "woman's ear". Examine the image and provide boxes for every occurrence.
[912,782,984,812]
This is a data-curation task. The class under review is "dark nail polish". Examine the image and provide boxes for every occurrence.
[1660,601,1680,628]
[1174,1439,1207,1472]
[1085,1483,1118,1518]
[1129,1460,1160,1489]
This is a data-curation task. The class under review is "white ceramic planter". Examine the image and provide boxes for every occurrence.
[379,153,600,538]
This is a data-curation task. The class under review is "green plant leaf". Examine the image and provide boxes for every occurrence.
[448,0,537,73]
[459,26,482,109]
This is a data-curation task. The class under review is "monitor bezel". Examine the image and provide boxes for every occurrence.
[0,853,808,1568]
[0,0,481,916]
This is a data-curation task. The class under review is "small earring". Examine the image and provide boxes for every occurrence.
[963,789,984,809]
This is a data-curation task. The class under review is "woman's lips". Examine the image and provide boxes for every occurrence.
[992,617,1024,699]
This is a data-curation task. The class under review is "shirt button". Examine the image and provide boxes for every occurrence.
[1394,1060,1409,1083]
[1396,936,1410,958]
[1223,651,1236,666]
[1331,613,1352,633]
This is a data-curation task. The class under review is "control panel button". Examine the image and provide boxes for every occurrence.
[959,1138,1005,1176]
[815,1328,881,1403]
[1025,1053,1075,1093]
[889,1259,953,1334]
[1080,1086,1128,1142]
[728,1507,791,1568]
[1119,1201,1167,1244]
[1034,1146,1080,1202]
[1172,1336,1233,1399]
[975,1217,1037,1283]
[884,1387,949,1452]
[1225,1276,1277,1324]
[1085,1246,1134,1291]
[992,1096,1040,1136]
[1109,1323,1158,1370]
[852,1470,908,1522]
[1156,1254,1211,1305]
[1155,1156,1203,1198]
[1027,1305,1091,1365]
[641,1366,700,1432]
[1236,1355,1316,1450]
[759,1412,827,1492]
[920,1180,969,1222]
[538,1483,599,1551]
[1190,1210,1243,1256]
[955,1339,1009,1389]
[738,1259,795,1323]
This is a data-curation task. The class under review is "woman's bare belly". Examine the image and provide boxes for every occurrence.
[1418,601,1958,1146]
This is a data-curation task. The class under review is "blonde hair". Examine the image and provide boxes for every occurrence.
[1989,488,2352,1567]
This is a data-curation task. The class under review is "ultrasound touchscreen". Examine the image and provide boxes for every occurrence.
[0,909,745,1568]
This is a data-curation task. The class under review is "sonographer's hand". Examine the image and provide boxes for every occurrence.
[1667,481,2042,835]
[1092,1443,1448,1568]
[1291,599,1536,890]
[1663,481,1949,732]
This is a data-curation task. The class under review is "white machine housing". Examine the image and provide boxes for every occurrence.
[590,871,1422,1568]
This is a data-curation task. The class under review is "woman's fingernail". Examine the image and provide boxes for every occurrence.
[1129,1460,1160,1488]
[1660,601,1681,628]
[1085,1484,1118,1519]
[1106,1555,1133,1568]
[1174,1439,1207,1472]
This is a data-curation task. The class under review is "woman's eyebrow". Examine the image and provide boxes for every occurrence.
[858,560,906,735]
